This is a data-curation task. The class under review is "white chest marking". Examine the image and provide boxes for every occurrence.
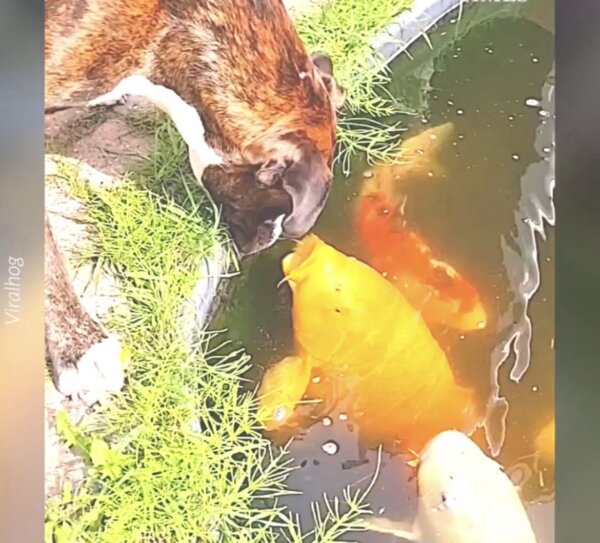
[88,75,223,180]
[270,214,286,242]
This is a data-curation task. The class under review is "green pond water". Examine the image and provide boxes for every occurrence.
[210,2,554,540]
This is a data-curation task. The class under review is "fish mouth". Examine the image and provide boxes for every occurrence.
[281,234,323,281]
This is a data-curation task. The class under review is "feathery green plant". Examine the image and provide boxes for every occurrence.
[294,0,415,173]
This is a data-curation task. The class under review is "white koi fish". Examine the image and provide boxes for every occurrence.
[366,430,537,542]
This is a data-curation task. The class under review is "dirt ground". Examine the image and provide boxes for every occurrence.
[44,98,154,501]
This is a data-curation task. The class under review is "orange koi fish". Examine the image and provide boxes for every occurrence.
[356,191,487,332]
[360,122,455,203]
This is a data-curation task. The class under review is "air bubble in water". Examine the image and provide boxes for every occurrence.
[538,110,551,118]
[525,98,541,108]
[456,108,464,116]
[508,115,515,121]
[531,57,539,64]
[339,413,349,421]
[322,416,333,427]
[363,170,374,178]
[322,440,339,455]
[512,154,520,161]
[273,406,287,423]
[447,99,455,106]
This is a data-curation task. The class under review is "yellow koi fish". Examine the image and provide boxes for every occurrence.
[535,418,555,466]
[281,235,474,451]
[256,356,312,431]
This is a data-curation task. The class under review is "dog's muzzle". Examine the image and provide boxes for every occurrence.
[280,175,332,240]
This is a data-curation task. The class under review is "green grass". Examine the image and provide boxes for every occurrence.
[45,114,381,542]
[294,0,415,174]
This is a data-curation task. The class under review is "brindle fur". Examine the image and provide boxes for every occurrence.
[46,0,340,162]
[45,0,344,398]
[44,215,106,389]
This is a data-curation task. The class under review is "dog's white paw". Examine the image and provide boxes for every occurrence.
[55,364,80,399]
[73,336,127,406]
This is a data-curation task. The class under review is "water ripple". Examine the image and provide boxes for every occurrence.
[485,64,555,457]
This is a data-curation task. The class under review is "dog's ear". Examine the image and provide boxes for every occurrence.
[311,52,334,76]
[277,142,333,240]
[311,52,346,110]
[255,159,286,186]
[202,164,293,255]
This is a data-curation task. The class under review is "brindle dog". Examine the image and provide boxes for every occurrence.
[45,0,344,403]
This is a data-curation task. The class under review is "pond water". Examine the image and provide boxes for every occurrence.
[210,2,554,541]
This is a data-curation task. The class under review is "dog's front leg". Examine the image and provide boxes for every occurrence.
[45,216,126,406]
[89,75,222,181]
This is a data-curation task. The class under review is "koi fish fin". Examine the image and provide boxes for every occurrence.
[363,517,419,541]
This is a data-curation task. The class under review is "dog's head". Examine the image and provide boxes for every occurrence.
[201,53,344,256]
[203,141,332,255]
[246,52,345,245]
[202,163,293,256]
[255,141,332,240]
